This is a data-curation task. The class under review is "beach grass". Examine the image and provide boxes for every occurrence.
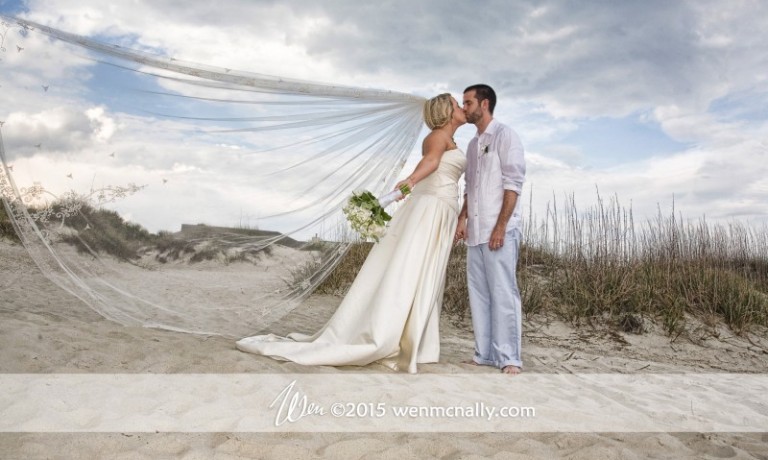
[0,201,18,242]
[314,242,373,296]
[521,192,768,335]
[317,192,768,336]
[4,192,768,336]
[1,199,275,264]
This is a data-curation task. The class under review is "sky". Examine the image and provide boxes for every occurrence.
[1,0,768,236]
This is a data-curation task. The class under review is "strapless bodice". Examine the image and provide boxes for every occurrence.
[410,149,466,211]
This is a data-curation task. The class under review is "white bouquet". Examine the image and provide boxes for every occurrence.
[343,184,411,242]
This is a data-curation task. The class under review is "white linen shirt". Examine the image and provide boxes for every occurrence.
[464,118,526,247]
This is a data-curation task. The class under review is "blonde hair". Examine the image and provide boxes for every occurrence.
[423,93,454,130]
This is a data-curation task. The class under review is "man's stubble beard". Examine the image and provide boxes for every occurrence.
[465,108,482,124]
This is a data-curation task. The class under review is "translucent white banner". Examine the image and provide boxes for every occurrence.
[1,374,766,432]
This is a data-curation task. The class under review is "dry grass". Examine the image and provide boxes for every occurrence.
[315,242,373,295]
[317,192,768,337]
[0,201,19,242]
[4,198,275,264]
[525,193,768,335]
[5,191,768,336]
[442,244,470,321]
[56,203,153,261]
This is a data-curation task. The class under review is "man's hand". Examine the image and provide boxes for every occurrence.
[454,218,467,244]
[488,225,506,250]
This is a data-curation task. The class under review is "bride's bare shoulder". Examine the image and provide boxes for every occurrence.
[421,130,452,153]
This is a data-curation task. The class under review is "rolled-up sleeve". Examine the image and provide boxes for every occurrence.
[498,127,526,194]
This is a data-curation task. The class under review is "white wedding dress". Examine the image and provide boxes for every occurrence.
[236,149,466,373]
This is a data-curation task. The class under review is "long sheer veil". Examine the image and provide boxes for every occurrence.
[0,16,426,337]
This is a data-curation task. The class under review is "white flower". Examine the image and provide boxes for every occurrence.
[343,190,397,242]
[370,224,386,239]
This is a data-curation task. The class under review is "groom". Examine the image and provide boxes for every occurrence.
[455,84,526,375]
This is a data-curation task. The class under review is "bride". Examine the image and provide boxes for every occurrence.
[236,93,467,373]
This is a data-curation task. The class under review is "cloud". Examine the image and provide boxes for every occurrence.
[20,0,350,85]
[15,0,768,119]
[268,0,762,117]
[4,107,95,156]
[3,0,768,228]
[85,107,116,142]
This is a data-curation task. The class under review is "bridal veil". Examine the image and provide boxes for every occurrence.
[0,16,426,337]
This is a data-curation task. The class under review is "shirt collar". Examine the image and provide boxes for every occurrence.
[475,118,499,138]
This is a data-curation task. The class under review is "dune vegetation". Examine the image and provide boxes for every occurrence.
[317,193,768,337]
[3,192,767,338]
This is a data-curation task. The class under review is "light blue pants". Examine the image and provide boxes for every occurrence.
[467,228,523,369]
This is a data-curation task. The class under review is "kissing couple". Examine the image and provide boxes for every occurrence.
[237,84,526,375]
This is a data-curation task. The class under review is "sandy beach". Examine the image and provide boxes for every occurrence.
[2,240,768,459]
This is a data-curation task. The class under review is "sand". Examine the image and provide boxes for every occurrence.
[1,240,768,459]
